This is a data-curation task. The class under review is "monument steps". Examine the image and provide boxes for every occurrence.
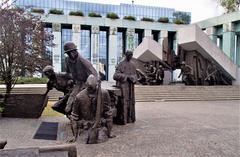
[0,85,239,102]
[135,85,240,101]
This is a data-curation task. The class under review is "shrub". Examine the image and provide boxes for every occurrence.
[69,10,84,16]
[174,19,185,24]
[123,16,136,21]
[31,8,45,14]
[49,9,64,15]
[158,17,169,23]
[141,17,155,22]
[0,102,4,113]
[106,12,119,19]
[88,12,102,17]
[2,77,49,84]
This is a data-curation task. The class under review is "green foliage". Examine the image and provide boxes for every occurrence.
[0,77,48,84]
[16,77,48,84]
[218,0,240,13]
[106,12,119,19]
[31,8,45,14]
[157,17,169,23]
[123,15,136,21]
[49,9,64,15]
[173,11,191,24]
[141,17,155,22]
[69,10,84,16]
[174,19,185,24]
[88,12,102,17]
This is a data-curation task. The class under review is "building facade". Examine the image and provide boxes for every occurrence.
[14,0,190,81]
[197,12,240,66]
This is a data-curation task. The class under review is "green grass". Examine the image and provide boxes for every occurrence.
[0,77,48,84]
[42,101,64,117]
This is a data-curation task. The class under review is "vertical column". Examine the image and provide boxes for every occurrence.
[52,23,62,72]
[91,25,100,72]
[206,27,217,44]
[158,30,168,46]
[126,28,135,51]
[72,24,81,51]
[144,29,152,38]
[223,23,236,61]
[108,27,118,81]
[236,35,240,66]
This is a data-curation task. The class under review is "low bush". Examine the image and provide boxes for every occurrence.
[157,17,169,23]
[31,8,45,14]
[174,19,185,24]
[141,17,155,22]
[49,9,64,15]
[123,16,136,21]
[0,77,48,84]
[106,12,119,19]
[88,12,102,17]
[69,10,84,16]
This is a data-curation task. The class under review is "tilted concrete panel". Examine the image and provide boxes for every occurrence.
[178,24,237,80]
[133,37,163,62]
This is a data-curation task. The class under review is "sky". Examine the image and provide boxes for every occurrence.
[72,0,225,23]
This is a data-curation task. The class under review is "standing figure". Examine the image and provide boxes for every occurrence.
[178,61,194,85]
[43,65,74,115]
[69,75,114,144]
[155,65,164,85]
[113,50,137,124]
[64,42,98,115]
[205,63,217,85]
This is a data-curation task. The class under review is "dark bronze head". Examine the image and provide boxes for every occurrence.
[125,50,133,61]
[64,42,78,60]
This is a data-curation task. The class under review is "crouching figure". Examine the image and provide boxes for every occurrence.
[68,74,115,144]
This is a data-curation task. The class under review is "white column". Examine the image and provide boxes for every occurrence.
[91,25,100,72]
[108,27,118,81]
[206,27,217,43]
[158,30,168,46]
[126,28,135,51]
[144,29,152,38]
[72,24,81,51]
[52,23,62,72]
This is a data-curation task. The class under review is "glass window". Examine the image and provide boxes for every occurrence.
[80,29,91,61]
[61,28,72,72]
[117,32,123,63]
[99,31,108,80]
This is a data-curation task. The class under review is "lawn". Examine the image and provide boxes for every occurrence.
[42,101,64,117]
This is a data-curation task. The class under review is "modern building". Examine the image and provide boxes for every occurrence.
[13,0,190,81]
[13,1,240,84]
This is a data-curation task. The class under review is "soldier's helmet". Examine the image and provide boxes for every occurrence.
[125,50,133,55]
[181,61,186,65]
[64,41,77,53]
[43,65,54,73]
[86,74,98,88]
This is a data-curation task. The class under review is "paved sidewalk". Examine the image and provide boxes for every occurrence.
[0,100,239,157]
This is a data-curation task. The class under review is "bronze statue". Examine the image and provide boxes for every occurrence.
[43,65,74,115]
[155,65,164,85]
[178,61,194,85]
[68,75,114,144]
[205,63,217,85]
[113,50,137,124]
[64,42,98,115]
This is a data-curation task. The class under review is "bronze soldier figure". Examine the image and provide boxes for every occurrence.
[43,65,74,115]
[68,75,114,144]
[178,61,194,85]
[155,65,164,85]
[113,50,137,124]
[63,42,98,115]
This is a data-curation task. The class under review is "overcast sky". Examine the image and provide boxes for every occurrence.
[72,0,225,23]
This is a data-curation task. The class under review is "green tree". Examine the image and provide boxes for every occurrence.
[218,0,240,13]
[0,7,54,94]
[172,11,191,24]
